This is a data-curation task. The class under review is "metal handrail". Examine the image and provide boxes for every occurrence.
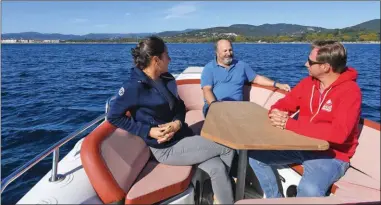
[105,95,116,121]
[1,113,106,193]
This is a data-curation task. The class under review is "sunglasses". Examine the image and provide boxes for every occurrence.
[308,58,325,66]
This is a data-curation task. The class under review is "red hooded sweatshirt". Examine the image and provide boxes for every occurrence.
[270,67,362,162]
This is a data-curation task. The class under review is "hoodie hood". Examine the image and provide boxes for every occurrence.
[333,67,358,86]
[313,67,358,89]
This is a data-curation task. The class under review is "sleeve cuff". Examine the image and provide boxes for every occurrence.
[268,108,273,116]
[285,118,298,131]
[138,123,152,139]
[173,114,185,121]
[201,84,213,88]
[250,74,257,83]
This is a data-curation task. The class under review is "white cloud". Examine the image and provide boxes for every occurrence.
[164,2,198,19]
[125,12,131,16]
[94,24,109,28]
[72,18,88,23]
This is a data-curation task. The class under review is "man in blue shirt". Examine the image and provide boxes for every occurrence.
[201,39,291,116]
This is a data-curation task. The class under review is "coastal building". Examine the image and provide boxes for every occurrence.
[1,39,17,43]
[42,40,60,43]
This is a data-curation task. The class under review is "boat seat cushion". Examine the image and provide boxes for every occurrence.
[81,122,151,204]
[334,179,381,202]
[288,165,380,202]
[235,196,345,204]
[234,196,379,204]
[348,122,380,181]
[185,110,205,135]
[101,128,151,193]
[125,160,194,204]
[177,82,204,111]
[243,84,287,109]
[337,167,380,191]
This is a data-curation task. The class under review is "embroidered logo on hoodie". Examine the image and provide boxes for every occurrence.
[322,99,333,112]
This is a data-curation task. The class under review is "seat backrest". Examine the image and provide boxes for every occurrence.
[177,80,287,112]
[81,121,151,204]
[177,79,204,111]
[349,119,380,181]
[244,84,287,110]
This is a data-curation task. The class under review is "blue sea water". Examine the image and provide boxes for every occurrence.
[1,43,380,204]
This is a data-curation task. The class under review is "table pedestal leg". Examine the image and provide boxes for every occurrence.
[235,150,247,201]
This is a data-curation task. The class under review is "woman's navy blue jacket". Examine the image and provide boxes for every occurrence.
[107,67,194,148]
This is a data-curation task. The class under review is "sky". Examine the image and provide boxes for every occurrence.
[1,1,380,35]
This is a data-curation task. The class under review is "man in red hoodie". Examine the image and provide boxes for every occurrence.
[248,40,362,198]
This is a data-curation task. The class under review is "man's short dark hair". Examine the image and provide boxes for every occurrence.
[214,38,233,51]
[312,40,347,74]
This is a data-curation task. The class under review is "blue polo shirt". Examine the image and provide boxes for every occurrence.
[201,59,257,102]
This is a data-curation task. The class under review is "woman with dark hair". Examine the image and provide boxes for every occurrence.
[107,36,234,204]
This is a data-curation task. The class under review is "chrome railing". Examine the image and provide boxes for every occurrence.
[105,95,116,121]
[0,96,116,193]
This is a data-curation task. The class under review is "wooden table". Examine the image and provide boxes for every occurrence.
[200,101,329,201]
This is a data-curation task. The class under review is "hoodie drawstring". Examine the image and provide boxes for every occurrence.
[309,85,333,122]
[309,85,315,114]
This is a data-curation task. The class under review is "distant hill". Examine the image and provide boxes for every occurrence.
[2,19,379,40]
[1,32,81,40]
[344,19,380,32]
[80,33,154,40]
[171,19,380,39]
[174,23,330,38]
[1,30,193,40]
[156,29,198,37]
[1,32,154,40]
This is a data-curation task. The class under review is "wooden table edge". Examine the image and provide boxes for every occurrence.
[201,130,330,151]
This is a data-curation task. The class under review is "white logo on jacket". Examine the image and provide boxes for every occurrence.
[322,99,332,112]
[118,87,125,96]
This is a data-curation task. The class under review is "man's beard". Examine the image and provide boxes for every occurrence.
[223,56,233,65]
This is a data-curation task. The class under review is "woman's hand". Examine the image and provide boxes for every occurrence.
[149,127,168,140]
[157,131,175,144]
[156,120,181,144]
[158,120,181,133]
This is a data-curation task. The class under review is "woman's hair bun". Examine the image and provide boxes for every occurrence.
[130,36,166,70]
[130,46,140,59]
